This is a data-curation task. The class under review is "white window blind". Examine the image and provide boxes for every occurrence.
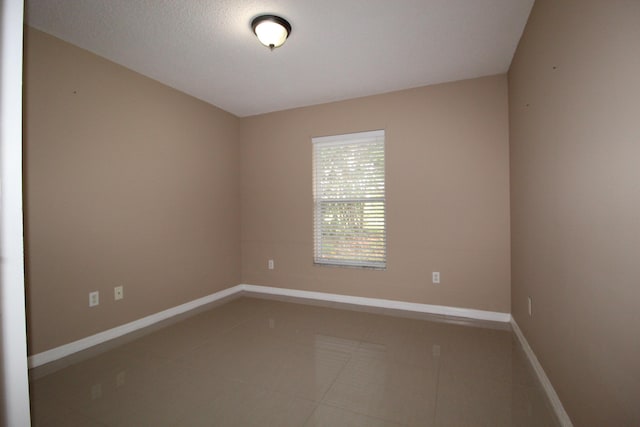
[312,130,386,269]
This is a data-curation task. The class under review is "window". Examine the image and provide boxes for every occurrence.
[312,130,386,268]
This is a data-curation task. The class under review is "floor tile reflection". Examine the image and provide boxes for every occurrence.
[29,296,559,426]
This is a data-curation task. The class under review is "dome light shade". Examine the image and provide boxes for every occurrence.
[251,15,292,50]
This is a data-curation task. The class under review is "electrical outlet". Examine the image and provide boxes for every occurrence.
[432,272,440,284]
[114,286,124,301]
[89,291,99,307]
[268,259,274,270]
[91,383,102,400]
[432,344,441,358]
[528,296,532,316]
[116,371,126,387]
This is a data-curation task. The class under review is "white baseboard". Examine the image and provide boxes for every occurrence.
[511,319,573,427]
[241,284,512,323]
[29,284,570,426]
[28,285,244,368]
[29,283,510,368]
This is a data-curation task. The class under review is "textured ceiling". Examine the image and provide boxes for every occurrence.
[26,0,534,117]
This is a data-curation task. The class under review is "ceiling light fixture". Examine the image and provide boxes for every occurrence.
[251,15,292,50]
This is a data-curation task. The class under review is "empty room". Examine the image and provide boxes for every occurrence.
[1,0,638,425]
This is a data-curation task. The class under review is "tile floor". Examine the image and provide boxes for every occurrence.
[29,295,560,426]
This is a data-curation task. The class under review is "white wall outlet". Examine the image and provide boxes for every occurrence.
[89,291,99,307]
[432,272,440,284]
[528,296,532,316]
[114,286,123,301]
[116,371,126,387]
[91,383,102,400]
[268,259,274,270]
[432,344,441,358]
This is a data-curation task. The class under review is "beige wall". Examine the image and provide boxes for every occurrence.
[509,0,640,425]
[24,28,241,354]
[25,30,511,356]
[240,75,511,312]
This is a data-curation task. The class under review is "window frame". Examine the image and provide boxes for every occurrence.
[312,129,386,269]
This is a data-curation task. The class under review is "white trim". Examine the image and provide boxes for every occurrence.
[29,283,571,427]
[511,319,573,427]
[29,283,510,368]
[241,284,511,322]
[1,0,31,425]
[312,129,384,145]
[28,285,243,368]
